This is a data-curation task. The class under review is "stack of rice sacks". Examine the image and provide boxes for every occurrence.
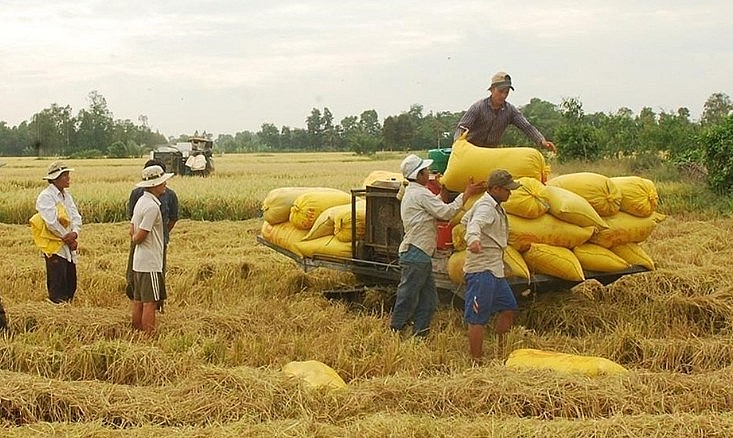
[442,136,662,285]
[260,171,404,259]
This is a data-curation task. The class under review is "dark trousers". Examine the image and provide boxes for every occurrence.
[390,259,437,335]
[45,254,77,303]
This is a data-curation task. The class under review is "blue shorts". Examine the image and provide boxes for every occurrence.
[463,271,518,325]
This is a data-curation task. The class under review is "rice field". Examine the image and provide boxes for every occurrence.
[2,153,733,437]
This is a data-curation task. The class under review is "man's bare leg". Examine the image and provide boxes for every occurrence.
[132,301,143,330]
[495,310,516,359]
[141,302,157,335]
[467,323,485,363]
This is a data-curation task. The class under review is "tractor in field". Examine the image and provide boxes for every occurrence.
[152,136,214,176]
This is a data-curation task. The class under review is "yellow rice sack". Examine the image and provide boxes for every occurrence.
[282,360,347,390]
[610,242,655,270]
[447,247,529,285]
[523,244,585,282]
[448,250,466,285]
[589,212,656,248]
[541,185,609,230]
[302,206,337,241]
[452,223,467,251]
[440,136,550,192]
[362,170,404,187]
[505,245,530,280]
[333,200,366,242]
[289,190,352,230]
[547,172,622,217]
[611,176,659,217]
[293,235,353,259]
[262,187,343,225]
[503,177,549,219]
[506,348,628,377]
[508,214,594,252]
[573,243,631,273]
[260,222,308,256]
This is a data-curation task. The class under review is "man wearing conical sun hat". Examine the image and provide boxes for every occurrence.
[129,165,173,334]
[34,161,82,304]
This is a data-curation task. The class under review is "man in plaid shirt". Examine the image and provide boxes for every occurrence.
[454,71,556,152]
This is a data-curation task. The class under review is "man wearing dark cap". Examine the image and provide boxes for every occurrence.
[461,169,521,364]
[454,71,556,152]
[34,161,83,304]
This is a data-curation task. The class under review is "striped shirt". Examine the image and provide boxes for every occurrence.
[461,192,508,277]
[454,98,545,147]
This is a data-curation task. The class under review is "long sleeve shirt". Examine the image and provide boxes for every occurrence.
[399,182,464,256]
[35,184,82,263]
[454,98,545,147]
[461,192,508,277]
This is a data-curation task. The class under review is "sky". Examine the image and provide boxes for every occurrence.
[2,0,731,138]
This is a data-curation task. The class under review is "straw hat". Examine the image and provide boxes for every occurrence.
[136,165,174,188]
[42,161,74,180]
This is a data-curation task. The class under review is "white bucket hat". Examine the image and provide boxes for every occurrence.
[136,165,174,188]
[400,154,433,180]
[42,161,74,180]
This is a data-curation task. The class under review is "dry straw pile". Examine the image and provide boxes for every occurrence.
[2,155,733,436]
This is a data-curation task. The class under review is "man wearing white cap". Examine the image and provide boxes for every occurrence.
[390,154,484,338]
[35,161,82,304]
[130,165,174,334]
[454,71,556,152]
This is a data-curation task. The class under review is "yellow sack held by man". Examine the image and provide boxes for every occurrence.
[589,212,657,248]
[547,172,622,217]
[523,244,585,282]
[29,203,70,256]
[541,185,609,230]
[293,236,353,259]
[610,242,655,270]
[440,135,550,192]
[282,360,347,390]
[260,222,309,256]
[508,214,594,252]
[506,348,628,377]
[333,200,366,242]
[262,187,345,225]
[289,190,352,230]
[503,177,549,219]
[573,243,631,273]
[611,176,659,218]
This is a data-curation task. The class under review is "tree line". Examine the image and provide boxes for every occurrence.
[0,91,168,158]
[1,90,732,176]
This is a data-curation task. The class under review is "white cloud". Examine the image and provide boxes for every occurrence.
[1,0,732,134]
